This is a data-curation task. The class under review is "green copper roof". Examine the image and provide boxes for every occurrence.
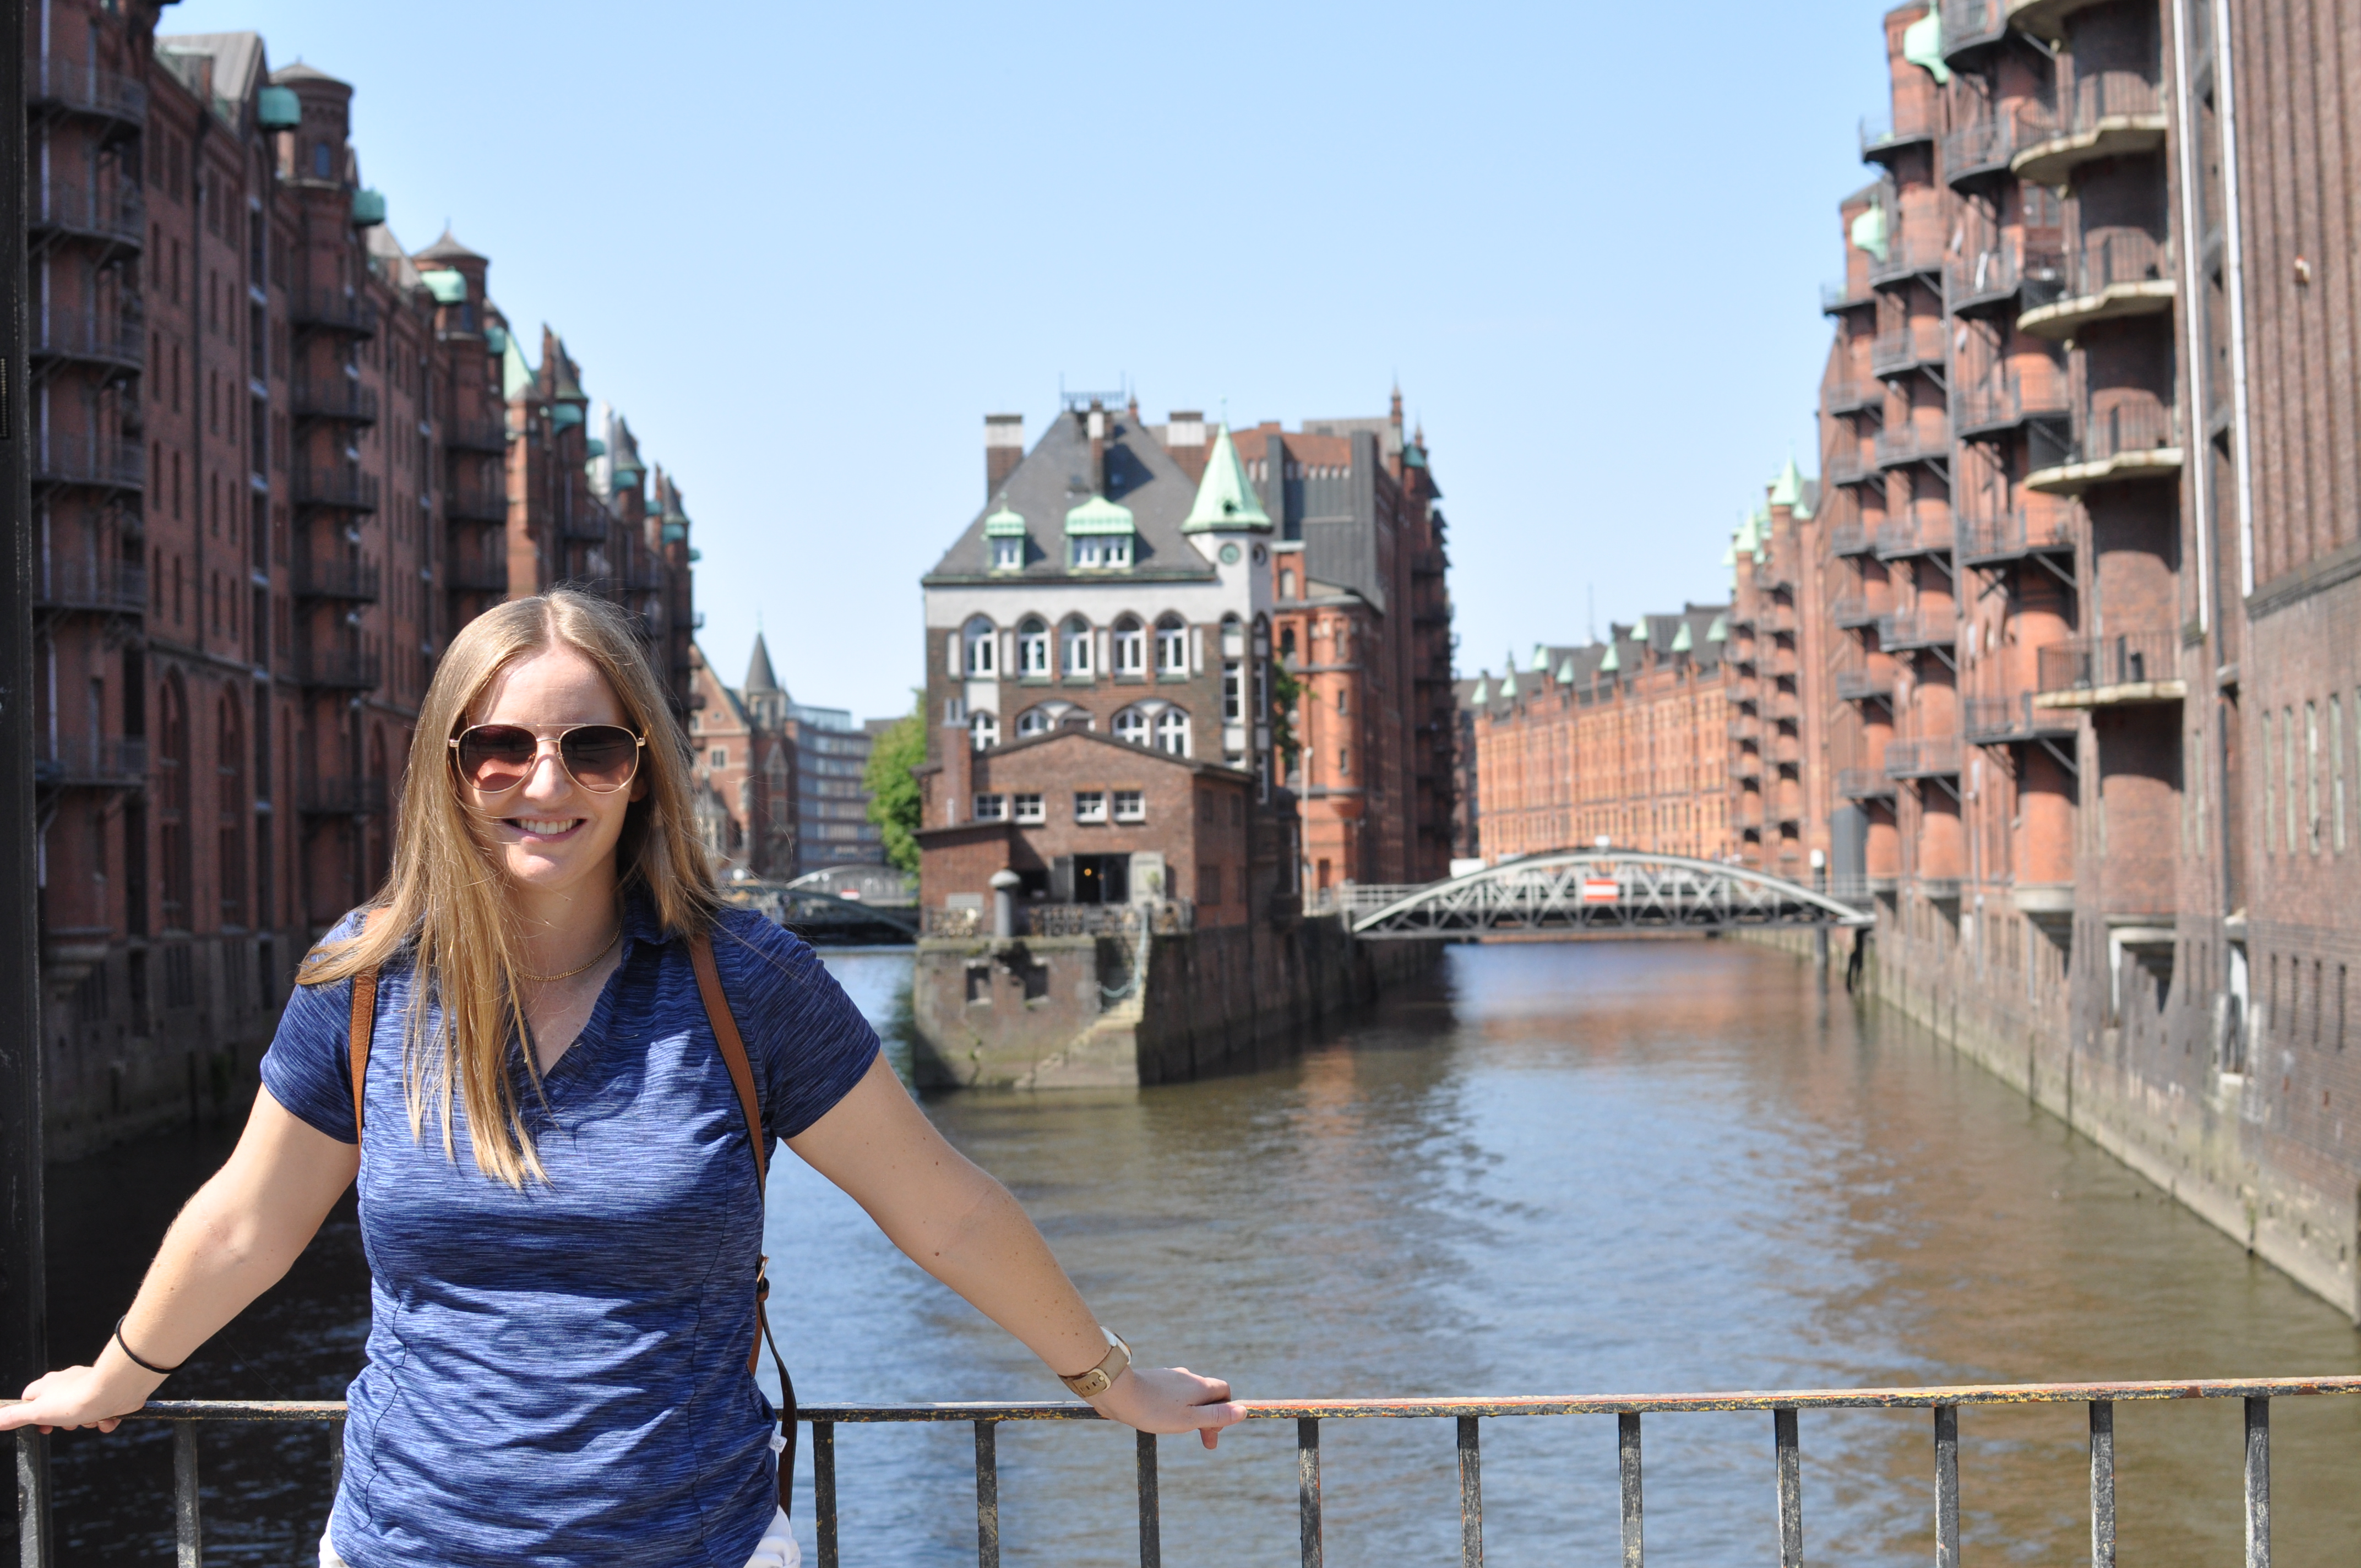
[1707,614,1728,643]
[501,331,535,401]
[1671,621,1694,654]
[1598,642,1622,674]
[1721,538,1738,568]
[255,85,301,130]
[421,270,467,305]
[1064,494,1135,536]
[1470,676,1490,705]
[1849,202,1889,263]
[1903,8,1952,83]
[1500,666,1519,699]
[1734,510,1761,554]
[983,503,1027,537]
[1181,423,1274,533]
[1556,657,1577,683]
[1531,642,1551,672]
[1769,454,1813,518]
[351,188,386,227]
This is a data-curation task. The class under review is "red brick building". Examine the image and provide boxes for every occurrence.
[30,5,698,1153]
[1727,460,1835,880]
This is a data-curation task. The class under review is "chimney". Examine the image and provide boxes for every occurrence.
[1165,410,1209,482]
[984,414,1024,498]
[1086,400,1107,496]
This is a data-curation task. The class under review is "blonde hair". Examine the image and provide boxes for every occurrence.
[301,590,720,1185]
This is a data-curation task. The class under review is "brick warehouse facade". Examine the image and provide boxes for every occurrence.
[1799,0,2361,1317]
[685,633,890,883]
[29,5,699,1156]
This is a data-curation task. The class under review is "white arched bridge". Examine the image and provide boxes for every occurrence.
[1328,851,1874,939]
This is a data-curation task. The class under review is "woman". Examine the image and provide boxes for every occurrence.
[2,591,1242,1567]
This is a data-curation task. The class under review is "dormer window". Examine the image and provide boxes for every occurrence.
[992,537,1023,571]
[1070,534,1132,570]
[983,503,1027,573]
[1064,494,1135,571]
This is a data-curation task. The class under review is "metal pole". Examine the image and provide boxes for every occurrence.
[0,0,47,1559]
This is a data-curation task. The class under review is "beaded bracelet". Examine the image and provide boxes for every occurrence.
[113,1316,183,1376]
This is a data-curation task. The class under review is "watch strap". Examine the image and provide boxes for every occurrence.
[1059,1329,1131,1398]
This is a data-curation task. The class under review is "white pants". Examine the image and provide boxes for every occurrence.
[320,1508,801,1567]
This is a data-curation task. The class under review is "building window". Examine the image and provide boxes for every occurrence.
[1016,707,1053,737]
[2306,700,2322,853]
[1014,792,1045,825]
[973,793,1007,821]
[1075,790,1107,824]
[1200,863,1222,905]
[1337,744,1350,776]
[710,747,727,768]
[1114,790,1145,823]
[970,710,1000,751]
[2284,705,2299,853]
[1281,568,1297,600]
[991,536,1022,571]
[1156,614,1187,674]
[1114,708,1150,747]
[1157,709,1191,757]
[1013,617,1049,676]
[964,616,997,676]
[1062,616,1094,676]
[1223,661,1242,722]
[2333,695,2348,851]
[2262,709,2277,856]
[1113,616,1145,674]
[1070,535,1132,570]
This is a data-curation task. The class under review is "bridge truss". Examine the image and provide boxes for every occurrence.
[1339,851,1873,939]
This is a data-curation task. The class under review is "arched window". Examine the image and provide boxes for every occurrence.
[963,616,997,677]
[1279,627,1297,665]
[216,691,246,928]
[1016,707,1054,737]
[1061,616,1093,676]
[1114,708,1150,747]
[970,710,1000,751]
[1157,709,1192,757]
[1017,618,1049,676]
[1112,616,1145,675]
[1155,615,1187,674]
[157,674,190,931]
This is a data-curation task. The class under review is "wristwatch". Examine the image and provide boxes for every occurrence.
[1059,1328,1133,1398]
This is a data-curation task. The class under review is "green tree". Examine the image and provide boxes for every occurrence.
[863,694,927,873]
[1270,661,1304,775]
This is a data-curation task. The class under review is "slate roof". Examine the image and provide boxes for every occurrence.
[912,724,1254,785]
[924,408,1216,586]
[743,633,781,695]
[416,227,485,263]
[157,31,267,119]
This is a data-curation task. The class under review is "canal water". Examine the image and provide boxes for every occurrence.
[28,940,2361,1565]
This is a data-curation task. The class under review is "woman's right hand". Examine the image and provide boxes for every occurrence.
[1,1359,166,1435]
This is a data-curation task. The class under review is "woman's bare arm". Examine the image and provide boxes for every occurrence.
[0,1089,359,1433]
[788,1056,1243,1447]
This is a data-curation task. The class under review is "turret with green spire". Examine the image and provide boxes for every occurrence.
[1181,423,1274,535]
[1769,454,1814,520]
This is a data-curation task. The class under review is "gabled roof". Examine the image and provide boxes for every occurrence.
[924,407,1215,585]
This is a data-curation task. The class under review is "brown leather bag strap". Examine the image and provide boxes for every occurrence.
[346,908,392,1144]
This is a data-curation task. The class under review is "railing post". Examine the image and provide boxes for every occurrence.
[1774,1408,1802,1568]
[14,1432,50,1568]
[1297,1417,1321,1568]
[1456,1415,1483,1568]
[1933,1406,1959,1568]
[972,1420,999,1568]
[813,1420,837,1568]
[172,1423,201,1568]
[1617,1411,1643,1568]
[2087,1400,2114,1568]
[327,1419,344,1512]
[2244,1396,2269,1568]
[1135,1430,1160,1568]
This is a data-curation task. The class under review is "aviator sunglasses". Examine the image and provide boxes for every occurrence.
[449,723,645,794]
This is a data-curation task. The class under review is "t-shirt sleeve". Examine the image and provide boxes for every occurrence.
[711,909,883,1145]
[259,911,371,1145]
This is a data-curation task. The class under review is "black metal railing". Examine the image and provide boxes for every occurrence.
[1870,319,1946,376]
[1938,0,2008,56]
[1835,664,1892,701]
[923,900,1196,940]
[445,556,509,592]
[1879,607,1957,650]
[1820,275,1874,314]
[292,379,380,423]
[444,415,508,453]
[296,777,391,816]
[295,649,383,690]
[1940,111,2025,186]
[1836,766,1896,799]
[1830,595,1883,629]
[29,177,143,247]
[290,288,379,336]
[1957,506,2075,563]
[1867,233,1946,288]
[1829,520,1875,557]
[30,304,143,369]
[1947,242,2067,314]
[33,557,145,614]
[28,59,149,125]
[1825,377,1881,416]
[445,482,508,522]
[1873,414,1951,469]
[31,1378,2352,1568]
[292,557,382,602]
[31,735,147,789]
[1963,693,2079,743]
[1956,372,2071,438]
[2037,631,2181,695]
[31,432,144,491]
[293,469,380,511]
[1875,504,1954,560]
[1825,444,1874,487]
[1885,736,1963,777]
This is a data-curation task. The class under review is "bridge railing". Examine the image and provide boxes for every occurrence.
[16,1374,2353,1567]
[1344,852,1874,938]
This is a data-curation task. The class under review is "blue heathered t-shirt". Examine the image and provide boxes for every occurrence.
[260,899,880,1568]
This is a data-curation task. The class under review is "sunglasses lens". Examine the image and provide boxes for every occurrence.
[560,726,640,791]
[457,725,537,791]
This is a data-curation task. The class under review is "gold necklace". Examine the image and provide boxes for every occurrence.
[522,923,622,984]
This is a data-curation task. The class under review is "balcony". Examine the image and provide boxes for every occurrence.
[292,557,382,602]
[622,556,667,592]
[1820,275,1875,314]
[1837,766,1898,799]
[1831,595,1884,629]
[32,432,144,492]
[1733,800,1765,832]
[292,379,380,423]
[1835,664,1894,701]
[1941,109,2030,188]
[445,415,508,453]
[1764,692,1802,723]
[561,510,611,542]
[1733,753,1763,781]
[1867,233,1946,290]
[1875,503,1954,560]
[1859,106,1936,164]
[2034,631,2186,708]
[32,736,146,791]
[29,177,143,252]
[1946,243,2067,318]
[1831,520,1877,556]
[296,648,383,690]
[1879,608,1958,651]
[1884,736,1963,778]
[1726,718,1758,741]
[35,557,145,616]
[28,59,148,130]
[294,467,380,511]
[2017,229,2175,339]
[1955,373,2071,440]
[31,304,143,373]
[1826,378,1882,416]
[1826,443,1876,488]
[1957,507,2075,565]
[298,777,390,815]
[2011,72,2168,186]
[445,556,509,592]
[2024,400,2183,496]
[1963,692,2079,744]
[446,482,508,522]
[1939,0,2011,60]
[1760,649,1799,679]
[290,288,379,336]
[1870,319,1946,378]
[1874,415,1952,470]
[1758,603,1798,635]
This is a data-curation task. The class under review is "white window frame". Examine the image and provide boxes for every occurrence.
[1114,708,1150,747]
[1222,660,1242,721]
[1018,620,1049,675]
[1016,707,1051,737]
[990,536,1022,571]
[1156,710,1190,757]
[970,710,999,751]
[1156,618,1186,674]
[1074,790,1107,824]
[1114,790,1145,823]
[1113,619,1146,674]
[1014,792,1045,825]
[1062,617,1094,676]
[964,617,997,676]
[710,747,727,767]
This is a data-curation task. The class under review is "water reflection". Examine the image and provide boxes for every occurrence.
[29,939,2361,1565]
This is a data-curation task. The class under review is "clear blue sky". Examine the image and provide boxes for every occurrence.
[170,0,1898,721]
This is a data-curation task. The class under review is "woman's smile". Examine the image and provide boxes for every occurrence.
[505,816,586,841]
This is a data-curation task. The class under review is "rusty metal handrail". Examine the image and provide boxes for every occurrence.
[17,1375,2358,1568]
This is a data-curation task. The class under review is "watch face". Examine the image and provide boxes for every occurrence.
[1219,542,1242,565]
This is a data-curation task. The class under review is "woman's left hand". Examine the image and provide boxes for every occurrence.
[1094,1365,1245,1449]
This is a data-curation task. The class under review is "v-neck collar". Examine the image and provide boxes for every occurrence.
[526,891,670,1096]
